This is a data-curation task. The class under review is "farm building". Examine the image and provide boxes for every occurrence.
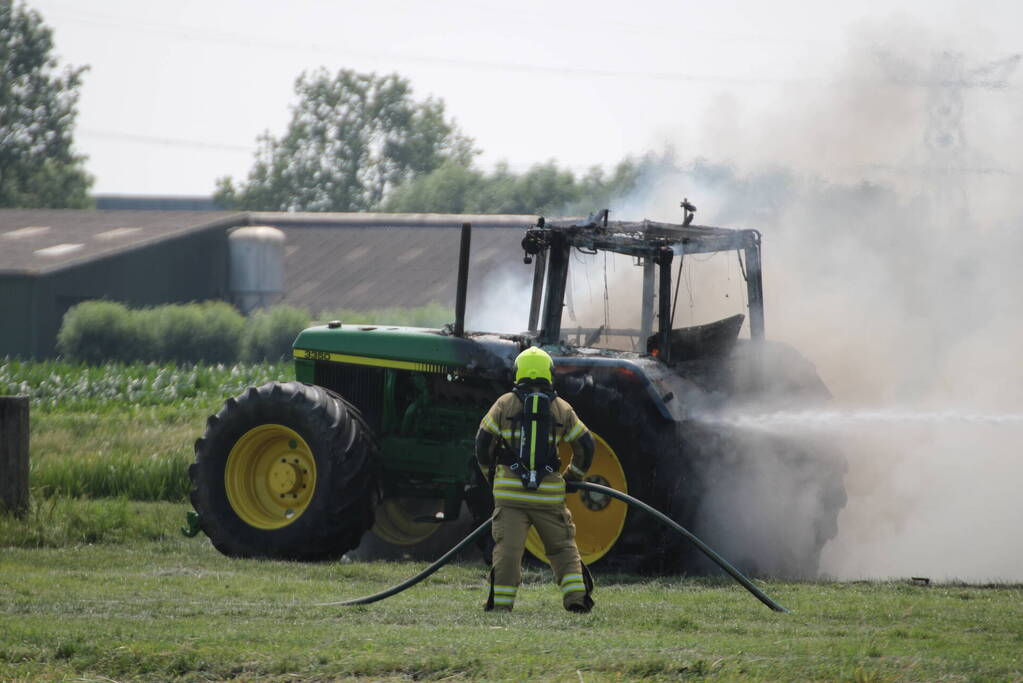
[0,210,534,358]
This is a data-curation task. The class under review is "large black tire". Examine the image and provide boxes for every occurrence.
[662,340,848,578]
[670,423,847,578]
[565,340,847,578]
[189,381,376,560]
[562,384,679,574]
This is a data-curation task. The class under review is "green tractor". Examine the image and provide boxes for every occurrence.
[188,211,845,575]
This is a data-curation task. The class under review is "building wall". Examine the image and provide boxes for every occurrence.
[2,226,230,358]
[0,276,37,359]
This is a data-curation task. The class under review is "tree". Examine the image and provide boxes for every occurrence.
[381,157,645,215]
[216,69,476,212]
[0,1,92,208]
[375,159,484,214]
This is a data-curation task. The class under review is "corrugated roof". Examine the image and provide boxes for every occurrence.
[249,213,537,314]
[274,223,531,314]
[0,209,240,274]
[0,209,540,315]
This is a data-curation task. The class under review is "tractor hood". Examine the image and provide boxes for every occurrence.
[293,324,525,380]
[293,324,702,423]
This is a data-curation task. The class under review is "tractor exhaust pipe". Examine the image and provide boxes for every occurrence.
[453,222,472,337]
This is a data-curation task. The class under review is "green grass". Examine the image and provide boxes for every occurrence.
[0,498,181,548]
[0,360,289,501]
[1,502,1021,681]
[2,359,1022,680]
[30,410,198,500]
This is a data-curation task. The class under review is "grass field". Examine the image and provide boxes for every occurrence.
[0,360,289,501]
[2,361,1022,680]
[2,501,1022,681]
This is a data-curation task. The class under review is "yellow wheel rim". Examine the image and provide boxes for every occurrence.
[225,424,317,530]
[371,498,442,545]
[525,432,628,565]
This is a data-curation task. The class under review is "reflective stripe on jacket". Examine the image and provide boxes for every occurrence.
[492,470,566,505]
[479,391,589,508]
[480,392,589,447]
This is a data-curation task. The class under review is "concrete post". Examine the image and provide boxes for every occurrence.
[0,396,29,517]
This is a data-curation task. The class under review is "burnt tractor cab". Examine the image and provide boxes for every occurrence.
[189,210,845,576]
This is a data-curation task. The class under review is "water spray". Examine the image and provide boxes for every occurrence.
[696,409,1023,432]
[320,480,789,613]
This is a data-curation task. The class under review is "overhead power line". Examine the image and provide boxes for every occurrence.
[79,129,255,154]
[41,3,826,86]
[76,129,604,175]
[42,2,1023,93]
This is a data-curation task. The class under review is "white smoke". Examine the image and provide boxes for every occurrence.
[464,268,533,334]
[613,23,1023,581]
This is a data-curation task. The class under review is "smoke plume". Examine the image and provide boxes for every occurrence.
[613,23,1023,581]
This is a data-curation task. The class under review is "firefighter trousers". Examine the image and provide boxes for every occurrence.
[486,503,594,612]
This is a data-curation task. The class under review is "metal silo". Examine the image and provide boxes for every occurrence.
[228,226,285,314]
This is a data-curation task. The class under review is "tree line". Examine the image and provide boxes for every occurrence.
[213,67,652,215]
[1,0,648,214]
[0,0,92,208]
[3,0,906,222]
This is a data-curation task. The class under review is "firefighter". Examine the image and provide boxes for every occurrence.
[475,346,596,613]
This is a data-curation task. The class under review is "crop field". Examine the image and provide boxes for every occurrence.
[0,360,289,501]
[2,361,1022,681]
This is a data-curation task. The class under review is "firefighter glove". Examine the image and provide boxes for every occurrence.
[564,463,586,483]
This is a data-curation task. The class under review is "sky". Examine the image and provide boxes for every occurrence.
[30,0,1023,196]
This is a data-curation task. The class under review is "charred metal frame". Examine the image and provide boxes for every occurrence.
[657,246,674,363]
[453,223,472,337]
[538,231,571,342]
[527,247,548,333]
[524,216,765,353]
[639,257,655,343]
[743,233,765,340]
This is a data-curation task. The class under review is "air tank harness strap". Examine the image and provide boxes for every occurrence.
[318,481,789,613]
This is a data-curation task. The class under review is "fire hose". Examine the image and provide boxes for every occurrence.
[319,480,789,613]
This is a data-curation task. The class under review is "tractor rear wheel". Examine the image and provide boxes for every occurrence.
[664,424,847,578]
[661,340,848,577]
[544,371,845,577]
[527,385,676,573]
[525,431,631,567]
[189,381,376,560]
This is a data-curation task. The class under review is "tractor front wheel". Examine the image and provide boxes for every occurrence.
[189,381,376,560]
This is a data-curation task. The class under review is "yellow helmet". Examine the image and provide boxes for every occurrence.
[514,346,554,383]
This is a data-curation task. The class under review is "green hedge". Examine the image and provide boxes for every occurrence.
[241,305,311,362]
[318,303,452,328]
[56,301,156,364]
[147,301,245,363]
[55,301,453,364]
[58,301,247,364]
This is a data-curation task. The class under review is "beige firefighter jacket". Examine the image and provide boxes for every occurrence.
[477,391,589,508]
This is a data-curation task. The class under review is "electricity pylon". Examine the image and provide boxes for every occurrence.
[875,50,1019,220]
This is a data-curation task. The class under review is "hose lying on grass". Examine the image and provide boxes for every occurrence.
[319,480,789,613]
